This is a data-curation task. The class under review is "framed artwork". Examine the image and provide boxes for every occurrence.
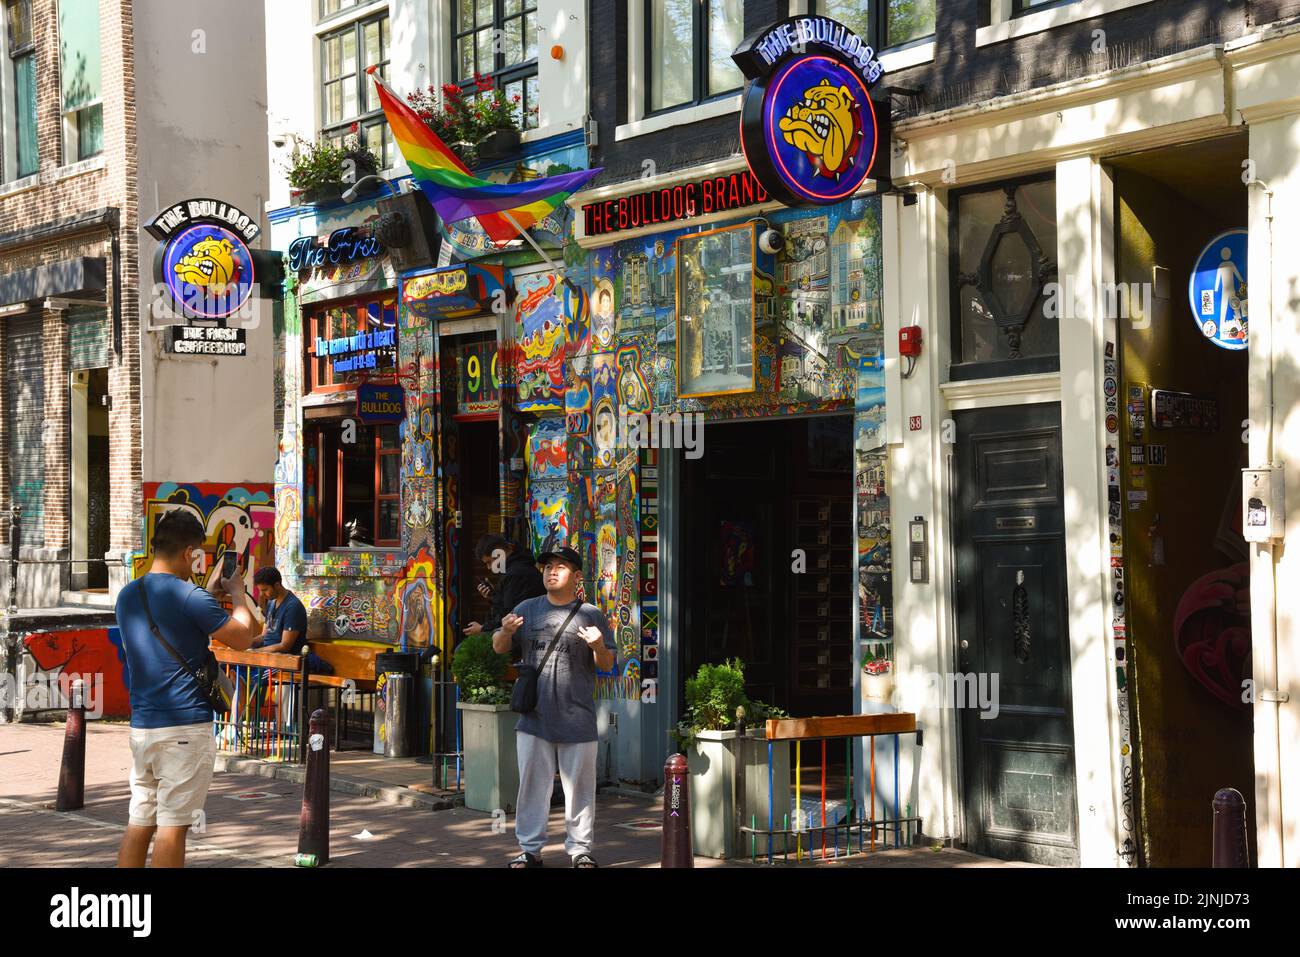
[677,223,756,398]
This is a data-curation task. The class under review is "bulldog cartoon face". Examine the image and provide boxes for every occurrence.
[174,237,238,289]
[778,78,862,178]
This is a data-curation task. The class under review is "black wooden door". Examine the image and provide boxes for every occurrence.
[954,403,1079,865]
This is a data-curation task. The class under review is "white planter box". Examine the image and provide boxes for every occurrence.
[457,703,520,814]
[681,729,791,859]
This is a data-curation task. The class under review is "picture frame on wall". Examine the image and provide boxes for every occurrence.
[676,223,757,399]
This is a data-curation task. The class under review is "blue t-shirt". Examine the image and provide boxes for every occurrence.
[263,592,308,654]
[115,574,231,729]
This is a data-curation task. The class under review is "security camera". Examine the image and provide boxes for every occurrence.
[271,133,288,148]
[758,228,784,255]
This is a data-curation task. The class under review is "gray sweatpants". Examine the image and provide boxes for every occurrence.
[515,731,598,858]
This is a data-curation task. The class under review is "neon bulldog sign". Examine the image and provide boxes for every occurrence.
[733,16,889,207]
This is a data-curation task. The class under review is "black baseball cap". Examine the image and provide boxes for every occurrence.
[537,546,583,572]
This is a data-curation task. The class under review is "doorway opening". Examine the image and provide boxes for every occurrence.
[1109,131,1253,866]
[678,415,855,721]
[455,417,502,630]
[70,367,109,591]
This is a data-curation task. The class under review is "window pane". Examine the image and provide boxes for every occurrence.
[650,0,694,112]
[7,0,32,50]
[323,36,341,79]
[505,0,522,14]
[956,180,1058,364]
[817,0,871,41]
[340,30,357,76]
[365,62,387,112]
[458,36,475,80]
[476,27,494,74]
[59,0,101,110]
[324,80,344,126]
[379,424,400,449]
[458,0,474,31]
[76,102,102,159]
[506,77,523,126]
[365,123,383,165]
[378,500,400,543]
[14,52,37,176]
[342,75,358,121]
[525,73,539,129]
[503,17,524,67]
[524,11,537,60]
[708,0,743,96]
[379,456,399,495]
[364,20,382,67]
[887,0,935,46]
[476,0,492,27]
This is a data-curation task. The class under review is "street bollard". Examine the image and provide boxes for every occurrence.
[661,753,692,868]
[55,679,86,812]
[1211,788,1249,868]
[298,709,330,866]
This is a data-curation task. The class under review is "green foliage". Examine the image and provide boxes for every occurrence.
[286,139,345,192]
[670,659,788,751]
[452,634,509,704]
[285,134,379,192]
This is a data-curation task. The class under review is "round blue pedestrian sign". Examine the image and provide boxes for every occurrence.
[1188,228,1248,351]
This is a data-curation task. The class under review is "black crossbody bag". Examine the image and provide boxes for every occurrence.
[510,601,582,715]
[138,578,235,717]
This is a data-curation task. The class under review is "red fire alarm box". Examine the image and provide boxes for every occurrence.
[899,325,923,357]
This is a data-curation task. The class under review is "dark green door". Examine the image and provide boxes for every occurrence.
[954,403,1079,866]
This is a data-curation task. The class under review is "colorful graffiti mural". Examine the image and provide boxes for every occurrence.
[515,273,567,413]
[20,628,130,719]
[133,484,276,595]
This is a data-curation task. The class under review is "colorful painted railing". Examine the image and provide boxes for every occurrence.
[212,647,311,763]
[741,712,923,864]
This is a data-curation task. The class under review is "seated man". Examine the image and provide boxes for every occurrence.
[251,567,308,655]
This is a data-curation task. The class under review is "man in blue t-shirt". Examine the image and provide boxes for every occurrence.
[251,567,308,654]
[114,509,258,868]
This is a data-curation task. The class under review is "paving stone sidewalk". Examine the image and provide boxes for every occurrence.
[0,722,1025,868]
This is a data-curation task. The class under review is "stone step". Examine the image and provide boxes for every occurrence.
[58,590,114,609]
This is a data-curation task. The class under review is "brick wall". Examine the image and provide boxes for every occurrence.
[0,0,140,566]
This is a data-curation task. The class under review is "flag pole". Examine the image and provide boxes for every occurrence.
[499,209,564,275]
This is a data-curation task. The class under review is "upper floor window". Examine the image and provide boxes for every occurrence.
[949,176,1059,379]
[452,1,540,130]
[58,0,102,164]
[812,1,936,49]
[647,0,743,116]
[980,0,1074,25]
[4,0,37,179]
[321,12,394,169]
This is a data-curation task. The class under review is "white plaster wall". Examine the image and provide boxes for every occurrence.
[134,0,274,485]
[532,0,587,138]
[265,0,316,211]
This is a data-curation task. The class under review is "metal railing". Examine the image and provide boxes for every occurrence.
[212,647,311,763]
[6,504,115,614]
[739,713,924,864]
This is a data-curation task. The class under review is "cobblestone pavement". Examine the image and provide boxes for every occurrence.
[0,722,1028,868]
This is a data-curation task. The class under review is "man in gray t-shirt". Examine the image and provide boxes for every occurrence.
[493,546,615,868]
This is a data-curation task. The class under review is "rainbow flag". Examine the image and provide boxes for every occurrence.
[369,69,601,246]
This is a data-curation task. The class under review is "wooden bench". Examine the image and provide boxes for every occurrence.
[212,643,388,753]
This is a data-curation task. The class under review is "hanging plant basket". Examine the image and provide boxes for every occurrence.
[476,127,521,162]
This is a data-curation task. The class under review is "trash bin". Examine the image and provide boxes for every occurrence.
[375,652,420,757]
[384,673,415,758]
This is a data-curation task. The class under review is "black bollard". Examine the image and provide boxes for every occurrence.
[298,709,330,865]
[55,679,86,812]
[1211,788,1249,868]
[661,753,692,868]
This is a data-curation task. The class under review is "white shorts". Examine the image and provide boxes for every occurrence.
[127,722,217,828]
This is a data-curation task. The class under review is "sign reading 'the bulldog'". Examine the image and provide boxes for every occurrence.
[146,198,260,322]
[733,17,889,207]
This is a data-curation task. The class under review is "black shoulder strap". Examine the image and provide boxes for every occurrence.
[536,601,583,674]
[138,577,206,684]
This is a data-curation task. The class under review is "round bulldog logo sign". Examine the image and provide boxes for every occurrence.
[162,223,255,320]
[735,16,887,207]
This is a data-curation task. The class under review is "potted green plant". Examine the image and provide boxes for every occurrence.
[286,139,345,206]
[860,642,895,714]
[452,634,518,813]
[670,659,791,859]
[407,75,525,166]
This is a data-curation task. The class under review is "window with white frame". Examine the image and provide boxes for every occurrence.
[4,0,37,180]
[58,0,102,164]
[980,0,1076,26]
[452,0,540,130]
[320,11,394,169]
[646,0,744,116]
[812,0,936,49]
